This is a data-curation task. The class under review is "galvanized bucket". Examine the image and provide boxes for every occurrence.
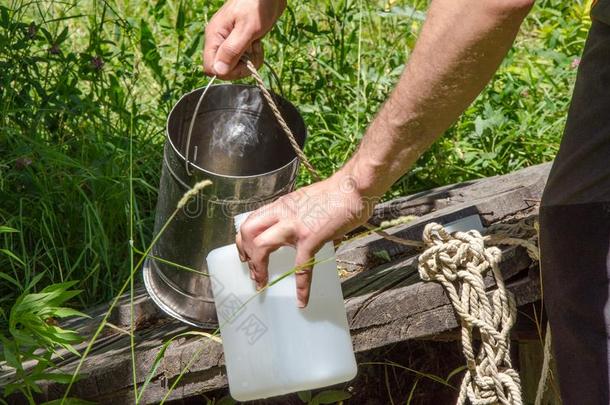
[143,84,307,328]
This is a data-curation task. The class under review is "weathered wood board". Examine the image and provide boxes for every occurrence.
[338,162,548,272]
[0,163,551,404]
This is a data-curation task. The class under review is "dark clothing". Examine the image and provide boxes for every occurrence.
[542,20,610,206]
[541,17,610,405]
[593,0,610,26]
[540,204,610,404]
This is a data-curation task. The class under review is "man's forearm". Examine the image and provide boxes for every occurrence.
[343,0,534,197]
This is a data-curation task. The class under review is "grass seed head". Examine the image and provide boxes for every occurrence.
[177,180,212,209]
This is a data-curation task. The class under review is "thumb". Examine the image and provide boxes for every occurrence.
[214,26,252,76]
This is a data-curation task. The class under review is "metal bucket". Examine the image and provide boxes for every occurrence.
[143,84,307,328]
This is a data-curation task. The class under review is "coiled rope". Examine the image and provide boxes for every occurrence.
[242,59,553,405]
[419,223,528,405]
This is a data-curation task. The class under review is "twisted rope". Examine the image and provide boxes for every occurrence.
[419,223,527,405]
[534,322,553,405]
[244,59,322,182]
[241,60,555,404]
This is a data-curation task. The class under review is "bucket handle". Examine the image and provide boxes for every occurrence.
[184,75,217,176]
[261,60,285,98]
[183,58,284,176]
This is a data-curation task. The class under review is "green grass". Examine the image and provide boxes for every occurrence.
[0,0,589,308]
[0,0,590,400]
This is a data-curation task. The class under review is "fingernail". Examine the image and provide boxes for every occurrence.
[297,298,306,308]
[214,61,230,75]
[249,271,255,280]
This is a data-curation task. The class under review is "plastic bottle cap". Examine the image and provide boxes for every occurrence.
[234,211,253,234]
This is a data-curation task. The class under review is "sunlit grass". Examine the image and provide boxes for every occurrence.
[0,0,589,402]
[0,0,587,309]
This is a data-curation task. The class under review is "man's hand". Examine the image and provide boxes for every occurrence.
[235,170,376,308]
[203,0,286,80]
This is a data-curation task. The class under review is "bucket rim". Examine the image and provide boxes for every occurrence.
[166,83,307,181]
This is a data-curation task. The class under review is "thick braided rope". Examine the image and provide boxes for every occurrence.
[419,224,523,405]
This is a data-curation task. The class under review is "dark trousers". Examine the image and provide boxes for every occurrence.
[541,19,610,405]
[540,203,610,404]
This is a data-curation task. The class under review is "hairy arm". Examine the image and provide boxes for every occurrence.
[345,0,534,197]
[237,0,535,307]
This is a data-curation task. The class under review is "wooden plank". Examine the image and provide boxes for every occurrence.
[25,256,539,404]
[349,275,541,353]
[337,205,480,273]
[368,162,550,225]
[338,163,549,273]
[342,242,532,299]
[35,320,214,403]
[345,249,532,333]
[1,163,549,404]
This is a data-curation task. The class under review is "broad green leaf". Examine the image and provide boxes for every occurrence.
[34,325,83,346]
[51,307,89,319]
[4,381,21,396]
[0,248,24,265]
[62,343,81,357]
[175,0,185,39]
[24,272,46,293]
[40,280,80,293]
[372,249,391,263]
[184,30,201,58]
[215,396,236,405]
[297,390,312,403]
[0,5,8,29]
[3,342,19,369]
[139,19,163,83]
[313,389,351,404]
[56,27,69,44]
[0,272,22,289]
[0,226,18,233]
[153,0,168,19]
[22,375,43,393]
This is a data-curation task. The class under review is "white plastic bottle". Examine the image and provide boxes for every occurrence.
[206,212,358,401]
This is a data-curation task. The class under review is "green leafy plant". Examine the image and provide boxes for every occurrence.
[0,277,88,404]
[298,389,351,405]
[0,0,586,314]
[372,249,392,263]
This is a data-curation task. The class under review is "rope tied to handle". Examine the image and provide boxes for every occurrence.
[244,59,322,182]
